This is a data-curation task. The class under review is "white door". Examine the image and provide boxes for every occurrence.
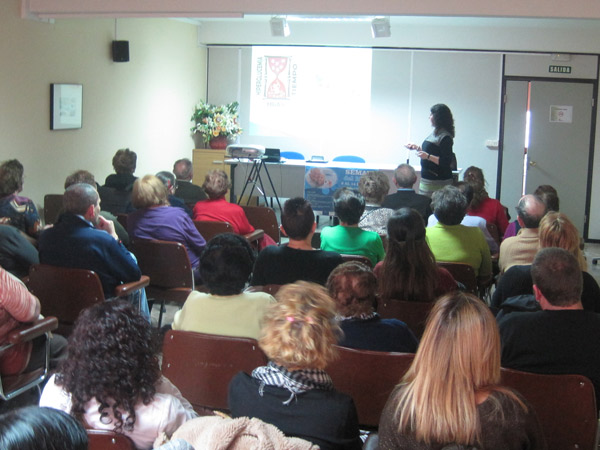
[500,79,594,235]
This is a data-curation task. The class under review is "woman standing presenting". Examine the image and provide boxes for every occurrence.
[406,104,455,197]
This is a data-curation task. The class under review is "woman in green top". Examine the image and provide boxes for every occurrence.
[320,188,385,266]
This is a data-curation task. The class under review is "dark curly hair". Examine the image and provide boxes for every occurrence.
[56,300,160,432]
[0,159,24,197]
[112,149,137,175]
[430,104,455,138]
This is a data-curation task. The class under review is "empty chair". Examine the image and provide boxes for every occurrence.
[500,368,597,450]
[377,298,434,339]
[194,220,234,241]
[280,151,305,160]
[87,430,136,450]
[43,194,63,225]
[0,316,58,400]
[327,346,415,428]
[332,155,366,163]
[241,205,280,243]
[26,264,149,336]
[162,330,268,413]
[437,261,478,295]
[129,239,194,327]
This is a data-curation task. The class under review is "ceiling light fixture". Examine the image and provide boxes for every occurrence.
[371,17,391,38]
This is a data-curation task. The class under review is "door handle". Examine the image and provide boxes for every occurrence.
[529,160,537,167]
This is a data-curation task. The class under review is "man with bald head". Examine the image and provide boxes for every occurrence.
[498,194,547,273]
[173,158,207,207]
[382,163,432,219]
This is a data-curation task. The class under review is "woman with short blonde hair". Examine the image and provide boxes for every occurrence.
[379,292,545,449]
[228,281,362,450]
[539,211,586,271]
[131,174,169,209]
[202,170,230,199]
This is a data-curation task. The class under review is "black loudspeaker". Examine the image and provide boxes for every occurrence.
[112,40,129,62]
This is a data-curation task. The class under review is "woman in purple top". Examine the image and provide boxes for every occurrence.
[128,175,206,280]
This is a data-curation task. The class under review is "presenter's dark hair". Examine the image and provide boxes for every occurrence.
[281,197,315,240]
[0,406,87,450]
[56,300,161,433]
[200,233,256,295]
[431,185,467,226]
[430,104,455,138]
[112,148,137,174]
[333,188,365,225]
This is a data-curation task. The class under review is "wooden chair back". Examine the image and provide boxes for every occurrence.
[194,220,234,241]
[327,346,415,428]
[241,205,280,243]
[43,194,63,225]
[377,298,434,339]
[437,262,478,294]
[340,254,373,268]
[27,264,105,336]
[500,368,597,450]
[116,213,128,230]
[87,430,136,450]
[486,222,501,246]
[130,239,193,306]
[162,330,268,413]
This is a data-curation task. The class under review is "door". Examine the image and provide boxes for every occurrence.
[500,79,594,235]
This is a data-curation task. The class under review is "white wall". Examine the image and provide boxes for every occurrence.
[0,0,207,214]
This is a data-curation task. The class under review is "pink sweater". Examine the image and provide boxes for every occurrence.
[0,267,41,375]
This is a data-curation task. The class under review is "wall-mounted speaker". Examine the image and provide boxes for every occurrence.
[112,40,129,62]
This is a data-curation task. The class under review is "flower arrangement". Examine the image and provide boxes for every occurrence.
[190,100,242,145]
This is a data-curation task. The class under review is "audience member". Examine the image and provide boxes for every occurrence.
[38,183,148,316]
[251,197,342,286]
[156,170,193,216]
[504,185,559,239]
[428,182,498,254]
[64,169,129,246]
[0,406,88,450]
[382,164,432,220]
[498,194,546,273]
[40,301,197,449]
[378,292,545,449]
[0,267,66,376]
[100,148,137,214]
[320,188,385,266]
[128,175,206,282]
[229,282,362,450]
[327,261,418,352]
[426,186,492,277]
[0,159,42,240]
[493,212,599,312]
[193,170,276,248]
[357,171,394,235]
[0,224,38,278]
[173,233,275,339]
[375,208,456,302]
[498,248,600,406]
[463,166,509,236]
[173,158,207,205]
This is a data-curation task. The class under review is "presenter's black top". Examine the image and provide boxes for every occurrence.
[420,130,453,181]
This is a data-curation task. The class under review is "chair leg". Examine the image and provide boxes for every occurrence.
[157,300,166,329]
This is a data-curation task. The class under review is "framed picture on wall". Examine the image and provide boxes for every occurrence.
[50,83,82,130]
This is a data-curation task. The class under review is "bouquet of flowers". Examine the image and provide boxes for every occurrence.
[190,100,243,145]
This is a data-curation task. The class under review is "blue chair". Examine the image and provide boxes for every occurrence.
[332,155,365,163]
[280,151,305,160]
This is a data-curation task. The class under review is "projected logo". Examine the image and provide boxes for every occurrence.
[265,56,290,99]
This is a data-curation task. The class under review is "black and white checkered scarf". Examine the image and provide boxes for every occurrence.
[252,361,333,405]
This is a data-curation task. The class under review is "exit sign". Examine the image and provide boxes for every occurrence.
[549,65,572,74]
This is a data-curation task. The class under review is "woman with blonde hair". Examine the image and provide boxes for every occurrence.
[228,281,361,450]
[378,292,545,449]
[492,212,600,312]
[127,174,206,281]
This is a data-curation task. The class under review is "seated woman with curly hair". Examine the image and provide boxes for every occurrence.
[228,281,362,450]
[327,261,418,352]
[378,292,545,449]
[357,171,394,235]
[39,301,197,450]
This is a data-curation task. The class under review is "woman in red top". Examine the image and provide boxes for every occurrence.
[463,166,509,236]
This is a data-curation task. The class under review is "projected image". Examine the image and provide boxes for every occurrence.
[250,46,373,138]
